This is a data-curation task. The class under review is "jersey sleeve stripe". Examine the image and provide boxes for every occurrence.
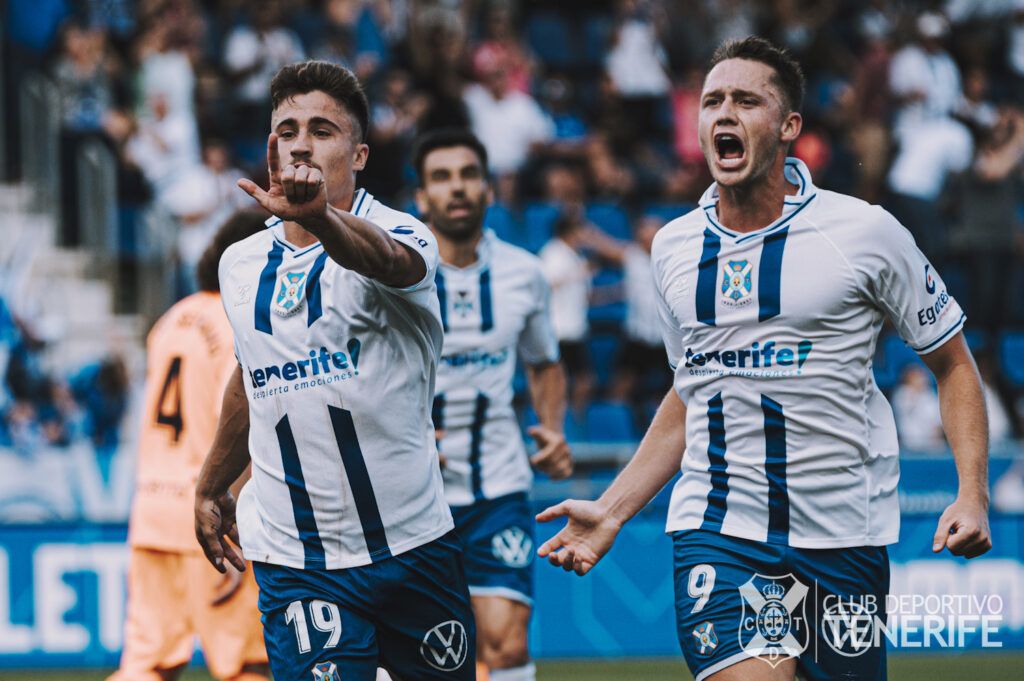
[436,270,450,332]
[699,392,730,531]
[762,395,790,544]
[255,242,285,335]
[758,227,790,322]
[305,251,330,327]
[912,312,967,353]
[328,406,393,562]
[275,415,327,569]
[479,268,494,332]
[470,393,489,502]
[696,229,721,327]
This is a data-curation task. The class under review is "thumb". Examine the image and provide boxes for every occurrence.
[933,512,954,552]
[527,425,547,443]
[536,500,573,523]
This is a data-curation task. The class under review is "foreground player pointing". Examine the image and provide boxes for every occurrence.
[414,128,572,681]
[195,61,475,681]
[538,37,991,681]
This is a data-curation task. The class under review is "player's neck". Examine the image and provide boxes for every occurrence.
[716,168,799,233]
[436,229,484,269]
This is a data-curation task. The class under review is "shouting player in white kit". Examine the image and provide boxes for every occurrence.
[538,37,991,681]
[413,128,572,681]
[194,61,475,681]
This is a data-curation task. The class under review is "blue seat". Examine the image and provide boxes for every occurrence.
[587,333,621,391]
[585,203,631,240]
[999,332,1024,388]
[525,12,574,69]
[485,203,521,245]
[588,267,626,326]
[873,333,924,391]
[523,202,560,253]
[643,202,696,225]
[585,402,635,442]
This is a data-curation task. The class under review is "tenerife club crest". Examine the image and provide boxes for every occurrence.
[274,271,308,317]
[738,574,809,667]
[692,621,719,656]
[721,260,753,305]
[311,661,338,681]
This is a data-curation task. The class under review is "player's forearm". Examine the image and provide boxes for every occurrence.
[599,388,687,526]
[527,361,567,433]
[302,206,425,287]
[936,362,990,504]
[197,366,252,498]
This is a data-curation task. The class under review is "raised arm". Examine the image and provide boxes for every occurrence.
[536,387,687,575]
[238,133,426,288]
[195,364,251,573]
[920,333,992,558]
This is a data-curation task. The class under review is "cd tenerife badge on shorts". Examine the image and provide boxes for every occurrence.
[311,661,337,681]
[738,573,809,667]
[274,271,308,317]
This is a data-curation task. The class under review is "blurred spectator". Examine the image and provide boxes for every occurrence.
[464,50,554,179]
[1010,1,1024,103]
[886,12,972,262]
[472,0,535,94]
[70,355,129,481]
[948,106,1024,331]
[133,10,200,118]
[125,93,202,208]
[407,5,470,129]
[605,0,671,140]
[891,365,944,451]
[671,66,706,167]
[578,216,671,424]
[843,15,892,203]
[313,0,383,83]
[362,68,429,200]
[223,0,305,163]
[539,75,589,151]
[539,214,594,415]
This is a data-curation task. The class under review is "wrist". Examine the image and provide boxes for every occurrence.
[957,487,989,508]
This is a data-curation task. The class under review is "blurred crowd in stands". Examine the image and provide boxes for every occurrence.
[2,0,1024,452]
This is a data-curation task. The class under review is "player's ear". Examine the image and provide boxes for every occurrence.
[780,111,802,145]
[352,143,369,172]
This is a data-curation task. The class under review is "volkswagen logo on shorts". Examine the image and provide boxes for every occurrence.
[491,527,533,568]
[420,620,468,671]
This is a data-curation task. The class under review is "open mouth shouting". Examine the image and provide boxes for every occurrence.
[713,131,746,170]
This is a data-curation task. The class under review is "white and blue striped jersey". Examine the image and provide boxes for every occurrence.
[219,189,453,570]
[653,158,965,549]
[433,230,559,506]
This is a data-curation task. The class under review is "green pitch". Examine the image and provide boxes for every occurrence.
[2,656,1022,680]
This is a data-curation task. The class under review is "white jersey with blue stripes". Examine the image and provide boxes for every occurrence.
[653,158,965,549]
[219,189,453,570]
[433,230,559,507]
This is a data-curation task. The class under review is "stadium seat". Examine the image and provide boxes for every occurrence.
[872,333,924,392]
[585,203,631,240]
[999,332,1024,388]
[643,203,696,225]
[587,333,621,391]
[485,203,521,245]
[525,11,575,70]
[582,15,614,69]
[585,402,635,442]
[589,267,626,326]
[523,202,560,253]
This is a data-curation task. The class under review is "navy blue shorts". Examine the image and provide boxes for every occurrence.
[253,531,476,681]
[451,492,535,605]
[673,529,890,681]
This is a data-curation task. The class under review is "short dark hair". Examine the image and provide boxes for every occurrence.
[270,61,370,142]
[412,127,490,186]
[197,210,269,292]
[708,37,805,113]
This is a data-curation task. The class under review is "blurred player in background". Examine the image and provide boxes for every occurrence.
[194,61,476,680]
[110,210,270,681]
[538,37,992,681]
[413,128,572,681]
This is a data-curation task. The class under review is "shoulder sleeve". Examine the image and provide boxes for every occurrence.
[518,263,560,366]
[218,245,244,363]
[370,215,439,297]
[864,207,966,354]
[651,231,685,370]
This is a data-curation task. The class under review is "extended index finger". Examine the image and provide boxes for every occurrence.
[267,132,281,185]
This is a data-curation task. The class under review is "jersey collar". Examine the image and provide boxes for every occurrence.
[439,228,495,273]
[265,188,376,255]
[698,157,818,244]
